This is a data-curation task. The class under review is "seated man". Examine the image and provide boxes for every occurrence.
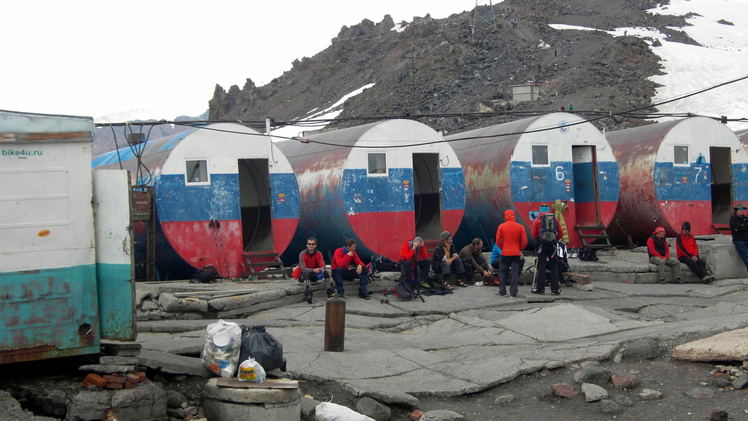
[399,236,430,287]
[298,237,331,302]
[432,231,469,287]
[676,221,714,283]
[647,226,682,284]
[459,238,492,284]
[331,239,371,299]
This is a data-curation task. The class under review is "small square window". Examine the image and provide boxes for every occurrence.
[532,145,549,166]
[674,146,688,165]
[368,153,387,175]
[185,160,208,184]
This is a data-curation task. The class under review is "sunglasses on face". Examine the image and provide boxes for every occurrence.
[307,243,316,246]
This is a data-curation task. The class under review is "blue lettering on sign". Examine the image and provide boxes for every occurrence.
[2,149,43,157]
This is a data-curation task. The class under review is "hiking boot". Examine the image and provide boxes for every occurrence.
[703,275,715,283]
[551,290,561,296]
[658,278,667,284]
[509,295,517,299]
[674,276,684,284]
[531,289,544,295]
[358,294,372,300]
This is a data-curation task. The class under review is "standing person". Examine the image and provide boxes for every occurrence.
[459,238,492,284]
[496,209,528,298]
[298,237,331,303]
[676,221,714,283]
[399,236,430,288]
[730,204,748,271]
[531,209,563,295]
[432,231,469,287]
[331,239,371,300]
[647,226,682,284]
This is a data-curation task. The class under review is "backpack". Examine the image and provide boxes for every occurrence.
[392,280,414,300]
[371,255,399,272]
[538,214,558,244]
[193,265,218,283]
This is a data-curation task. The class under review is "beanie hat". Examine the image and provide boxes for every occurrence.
[681,221,691,231]
[654,226,666,234]
[440,231,451,240]
[412,236,423,243]
[504,209,515,221]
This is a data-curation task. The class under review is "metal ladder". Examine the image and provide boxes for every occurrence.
[242,250,289,280]
[575,225,613,250]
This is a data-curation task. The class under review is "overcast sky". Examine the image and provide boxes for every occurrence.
[1,1,468,121]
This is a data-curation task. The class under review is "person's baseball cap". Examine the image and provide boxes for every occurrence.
[735,204,747,210]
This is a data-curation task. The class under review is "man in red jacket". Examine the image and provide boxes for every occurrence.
[399,236,430,287]
[676,221,714,283]
[298,237,331,302]
[647,226,682,284]
[331,239,371,299]
[531,210,563,295]
[496,209,528,298]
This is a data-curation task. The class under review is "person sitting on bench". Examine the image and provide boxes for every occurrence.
[399,236,430,288]
[331,239,371,300]
[676,221,714,283]
[459,238,492,284]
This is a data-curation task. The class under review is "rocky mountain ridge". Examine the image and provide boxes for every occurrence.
[209,0,701,134]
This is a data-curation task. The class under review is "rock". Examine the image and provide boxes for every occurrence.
[0,390,57,421]
[159,293,208,313]
[638,388,662,400]
[494,394,515,405]
[111,381,167,421]
[612,394,634,407]
[709,377,732,388]
[599,399,622,414]
[672,327,748,361]
[551,384,578,399]
[573,367,611,386]
[66,390,110,420]
[621,338,661,360]
[611,374,639,388]
[732,375,748,390]
[79,364,136,374]
[301,395,322,421]
[361,389,419,408]
[165,389,187,408]
[99,356,140,366]
[710,409,729,421]
[356,397,391,421]
[420,409,465,421]
[581,383,608,402]
[409,409,424,420]
[685,387,715,399]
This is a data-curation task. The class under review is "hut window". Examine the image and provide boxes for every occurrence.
[368,153,387,175]
[185,160,209,184]
[674,146,689,166]
[531,145,549,166]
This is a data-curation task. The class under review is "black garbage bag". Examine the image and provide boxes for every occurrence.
[239,325,287,372]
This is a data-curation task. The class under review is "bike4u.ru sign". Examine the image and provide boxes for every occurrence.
[2,148,43,158]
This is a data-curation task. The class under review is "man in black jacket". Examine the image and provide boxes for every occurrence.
[432,231,469,287]
[730,204,748,271]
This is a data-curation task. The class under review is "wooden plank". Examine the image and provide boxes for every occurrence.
[216,377,299,389]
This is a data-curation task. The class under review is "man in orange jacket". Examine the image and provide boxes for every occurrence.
[496,209,528,298]
[647,226,682,284]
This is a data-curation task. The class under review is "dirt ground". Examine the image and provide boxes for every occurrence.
[300,334,748,421]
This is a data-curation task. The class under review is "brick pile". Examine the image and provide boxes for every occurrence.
[79,356,149,390]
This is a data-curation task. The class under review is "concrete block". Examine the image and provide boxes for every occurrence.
[138,350,211,377]
[158,293,209,313]
[203,378,301,404]
[202,396,300,421]
[672,327,748,361]
[701,242,748,279]
[100,356,140,366]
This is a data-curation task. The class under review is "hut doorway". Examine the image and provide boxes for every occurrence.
[571,145,600,225]
[238,159,273,251]
[413,153,442,239]
[710,146,733,224]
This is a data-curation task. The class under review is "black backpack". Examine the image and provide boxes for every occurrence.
[193,265,218,283]
[538,214,558,244]
[371,255,399,272]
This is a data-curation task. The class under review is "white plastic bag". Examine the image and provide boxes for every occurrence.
[201,320,242,377]
[315,402,375,421]
[237,358,266,383]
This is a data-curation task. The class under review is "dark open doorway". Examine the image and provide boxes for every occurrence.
[238,159,274,251]
[413,153,442,240]
[710,147,733,224]
[571,145,600,226]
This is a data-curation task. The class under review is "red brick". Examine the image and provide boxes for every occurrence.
[551,383,579,398]
[409,409,424,420]
[126,373,141,383]
[134,371,147,381]
[105,382,124,389]
[83,373,107,388]
[103,374,125,384]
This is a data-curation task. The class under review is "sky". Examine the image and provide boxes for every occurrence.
[0,1,468,122]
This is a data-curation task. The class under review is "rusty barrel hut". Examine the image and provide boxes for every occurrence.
[447,112,620,248]
[278,119,465,261]
[93,123,300,278]
[608,117,748,239]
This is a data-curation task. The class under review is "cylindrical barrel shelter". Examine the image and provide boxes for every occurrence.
[93,123,300,278]
[447,112,620,248]
[277,119,465,261]
[608,117,748,240]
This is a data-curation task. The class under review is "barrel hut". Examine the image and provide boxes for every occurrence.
[277,119,465,261]
[608,117,748,241]
[93,123,300,279]
[447,112,620,249]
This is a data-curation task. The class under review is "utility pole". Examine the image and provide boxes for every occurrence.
[470,0,497,36]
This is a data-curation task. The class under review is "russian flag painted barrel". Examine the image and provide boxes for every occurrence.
[608,117,748,240]
[447,112,620,248]
[277,119,465,261]
[93,123,300,278]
